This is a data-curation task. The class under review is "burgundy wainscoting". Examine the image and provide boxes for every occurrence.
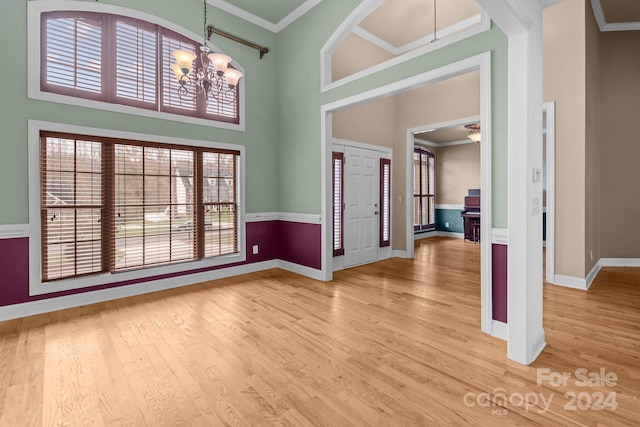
[0,237,30,307]
[492,243,508,323]
[0,220,323,308]
[276,221,322,270]
[245,221,280,263]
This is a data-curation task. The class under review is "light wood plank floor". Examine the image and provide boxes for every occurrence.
[1,237,639,426]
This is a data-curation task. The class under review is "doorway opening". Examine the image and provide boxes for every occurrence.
[321,52,495,336]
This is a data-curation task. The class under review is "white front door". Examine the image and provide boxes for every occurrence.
[344,146,378,267]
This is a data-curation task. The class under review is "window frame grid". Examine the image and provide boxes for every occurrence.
[39,130,241,283]
[414,147,436,231]
[332,152,344,256]
[39,9,240,125]
[379,158,391,247]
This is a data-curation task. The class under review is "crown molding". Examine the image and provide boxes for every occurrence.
[590,0,640,32]
[207,0,322,33]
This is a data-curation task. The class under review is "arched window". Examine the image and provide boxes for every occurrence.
[35,6,242,125]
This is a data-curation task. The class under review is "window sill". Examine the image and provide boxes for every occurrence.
[29,90,245,132]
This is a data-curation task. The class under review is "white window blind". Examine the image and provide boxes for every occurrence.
[41,11,240,124]
[115,19,157,105]
[45,14,103,94]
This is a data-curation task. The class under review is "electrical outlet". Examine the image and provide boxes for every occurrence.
[253,245,259,255]
[445,222,450,228]
[590,250,593,261]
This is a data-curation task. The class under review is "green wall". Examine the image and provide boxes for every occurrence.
[0,0,509,229]
[275,0,508,228]
[0,0,279,224]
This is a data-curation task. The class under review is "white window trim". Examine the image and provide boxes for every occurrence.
[320,0,491,93]
[28,0,246,132]
[28,120,246,296]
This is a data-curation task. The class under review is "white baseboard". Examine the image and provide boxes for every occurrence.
[530,330,547,364]
[599,258,640,267]
[414,231,464,241]
[0,260,278,323]
[553,274,588,290]
[553,258,640,292]
[438,231,464,239]
[392,250,410,258]
[585,262,602,290]
[491,320,508,341]
[277,260,324,281]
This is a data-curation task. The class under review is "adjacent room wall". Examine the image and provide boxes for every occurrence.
[332,71,481,251]
[435,143,481,205]
[332,33,395,81]
[585,1,602,274]
[543,0,587,278]
[598,29,640,259]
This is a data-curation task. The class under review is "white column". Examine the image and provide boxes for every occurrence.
[476,0,548,364]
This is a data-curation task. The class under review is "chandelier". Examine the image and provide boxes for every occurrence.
[170,0,243,104]
[465,124,481,143]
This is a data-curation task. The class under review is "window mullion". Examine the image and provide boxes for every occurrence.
[194,150,204,259]
[103,14,112,102]
[102,143,114,272]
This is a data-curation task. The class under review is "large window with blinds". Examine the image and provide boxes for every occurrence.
[40,11,240,124]
[40,131,240,283]
[414,147,435,231]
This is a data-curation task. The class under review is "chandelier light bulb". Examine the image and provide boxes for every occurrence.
[225,68,243,88]
[171,50,196,75]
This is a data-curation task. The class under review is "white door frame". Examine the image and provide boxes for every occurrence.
[321,52,493,336]
[543,102,556,284]
[332,139,393,272]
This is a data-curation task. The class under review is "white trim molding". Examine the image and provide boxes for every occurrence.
[277,260,323,281]
[320,2,490,92]
[246,212,279,222]
[278,212,322,224]
[599,258,640,268]
[208,0,322,33]
[0,260,277,323]
[414,231,464,241]
[590,0,640,32]
[492,320,508,341]
[435,204,464,210]
[492,228,509,245]
[415,138,477,148]
[0,224,30,239]
[245,212,322,224]
[554,274,590,291]
[553,258,640,292]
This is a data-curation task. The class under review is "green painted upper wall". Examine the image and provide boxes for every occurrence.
[275,0,508,227]
[0,0,279,224]
[0,0,509,229]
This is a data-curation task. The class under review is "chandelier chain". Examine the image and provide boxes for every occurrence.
[203,0,207,46]
[432,0,438,43]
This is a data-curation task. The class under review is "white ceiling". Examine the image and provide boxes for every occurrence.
[207,0,322,32]
[359,0,480,49]
[415,123,480,146]
[591,0,640,31]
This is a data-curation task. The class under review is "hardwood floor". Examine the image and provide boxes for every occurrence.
[1,236,639,426]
